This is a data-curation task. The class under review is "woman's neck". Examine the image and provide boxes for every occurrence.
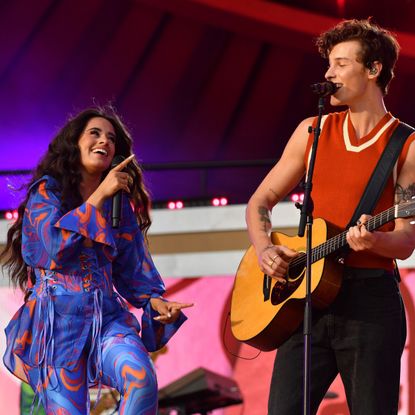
[79,173,101,202]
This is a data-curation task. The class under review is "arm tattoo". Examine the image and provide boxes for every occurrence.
[395,183,415,203]
[258,206,272,233]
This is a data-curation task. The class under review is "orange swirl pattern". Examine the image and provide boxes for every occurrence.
[3,175,187,414]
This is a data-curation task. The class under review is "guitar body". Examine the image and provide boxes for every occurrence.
[230,218,343,351]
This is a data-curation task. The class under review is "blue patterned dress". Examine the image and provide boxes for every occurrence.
[3,175,186,414]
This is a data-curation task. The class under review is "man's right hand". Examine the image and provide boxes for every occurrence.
[258,245,298,283]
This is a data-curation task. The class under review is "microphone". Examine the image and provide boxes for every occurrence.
[111,155,126,228]
[310,81,339,97]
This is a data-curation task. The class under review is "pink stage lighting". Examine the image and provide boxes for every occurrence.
[212,198,220,206]
[290,193,304,203]
[212,197,228,207]
[220,197,228,206]
[4,210,18,220]
[167,201,184,210]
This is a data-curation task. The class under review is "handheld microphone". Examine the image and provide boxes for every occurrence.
[111,155,126,228]
[310,81,340,97]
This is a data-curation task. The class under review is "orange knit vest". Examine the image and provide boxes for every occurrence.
[305,110,414,269]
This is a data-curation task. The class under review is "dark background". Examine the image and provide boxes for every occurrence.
[1,0,415,208]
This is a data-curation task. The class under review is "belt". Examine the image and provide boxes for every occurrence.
[343,266,398,281]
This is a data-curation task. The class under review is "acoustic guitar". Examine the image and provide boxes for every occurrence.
[230,199,415,351]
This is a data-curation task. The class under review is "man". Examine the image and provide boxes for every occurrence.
[246,19,415,414]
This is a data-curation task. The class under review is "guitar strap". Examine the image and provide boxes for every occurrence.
[347,121,415,228]
[345,121,415,280]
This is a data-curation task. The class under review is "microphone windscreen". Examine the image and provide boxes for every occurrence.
[310,81,339,97]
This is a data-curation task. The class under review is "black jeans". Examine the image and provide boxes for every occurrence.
[268,269,407,415]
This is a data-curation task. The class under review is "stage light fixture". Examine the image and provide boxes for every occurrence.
[219,197,228,206]
[212,197,228,207]
[167,201,184,210]
[290,193,304,203]
[4,210,18,220]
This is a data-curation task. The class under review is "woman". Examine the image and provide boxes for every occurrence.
[2,107,192,414]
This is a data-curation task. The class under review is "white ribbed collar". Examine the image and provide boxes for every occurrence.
[343,111,396,152]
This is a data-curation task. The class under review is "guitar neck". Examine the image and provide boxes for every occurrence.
[312,204,398,263]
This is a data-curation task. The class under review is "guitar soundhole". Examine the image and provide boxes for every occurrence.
[270,253,306,305]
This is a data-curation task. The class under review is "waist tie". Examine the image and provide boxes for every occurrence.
[87,288,104,406]
[114,291,129,310]
[32,274,58,414]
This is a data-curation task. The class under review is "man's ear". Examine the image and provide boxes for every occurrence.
[368,61,382,78]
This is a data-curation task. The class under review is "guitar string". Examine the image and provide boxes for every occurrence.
[286,205,398,270]
[296,206,396,266]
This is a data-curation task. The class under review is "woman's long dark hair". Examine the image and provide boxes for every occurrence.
[1,106,152,291]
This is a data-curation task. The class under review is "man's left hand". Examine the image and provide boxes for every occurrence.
[346,214,378,251]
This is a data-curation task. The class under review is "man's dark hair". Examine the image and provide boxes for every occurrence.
[316,19,400,95]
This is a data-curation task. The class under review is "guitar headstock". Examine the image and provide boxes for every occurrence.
[396,196,415,219]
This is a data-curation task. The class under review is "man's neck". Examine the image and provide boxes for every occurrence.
[348,98,388,140]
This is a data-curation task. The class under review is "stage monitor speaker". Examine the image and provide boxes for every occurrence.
[158,367,243,414]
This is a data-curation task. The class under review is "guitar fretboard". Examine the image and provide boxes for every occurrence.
[289,204,400,270]
[313,205,397,262]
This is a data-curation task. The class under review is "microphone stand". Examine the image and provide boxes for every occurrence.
[297,95,326,415]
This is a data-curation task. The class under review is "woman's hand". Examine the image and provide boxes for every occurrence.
[150,297,194,324]
[87,154,135,209]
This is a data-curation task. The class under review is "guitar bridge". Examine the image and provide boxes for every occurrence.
[263,275,271,301]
